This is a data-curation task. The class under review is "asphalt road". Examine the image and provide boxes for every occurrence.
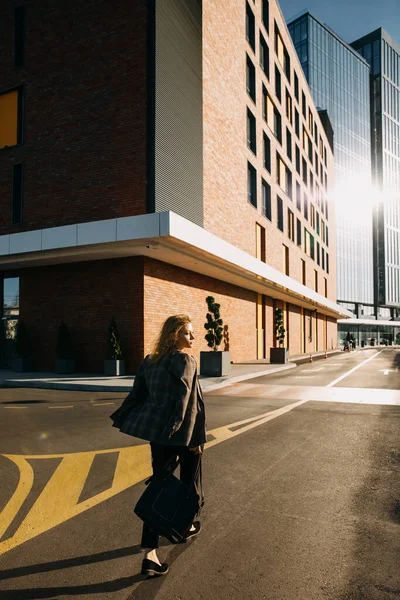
[0,348,399,600]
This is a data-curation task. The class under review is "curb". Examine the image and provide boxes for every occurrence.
[1,363,297,393]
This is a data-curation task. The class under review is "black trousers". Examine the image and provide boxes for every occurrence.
[141,442,203,549]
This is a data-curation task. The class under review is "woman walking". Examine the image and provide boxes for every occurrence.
[110,314,206,577]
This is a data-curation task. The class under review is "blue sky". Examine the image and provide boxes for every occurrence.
[279,0,400,45]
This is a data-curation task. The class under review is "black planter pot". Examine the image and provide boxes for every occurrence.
[269,347,288,364]
[104,359,125,376]
[55,359,75,374]
[12,357,32,372]
[200,351,231,377]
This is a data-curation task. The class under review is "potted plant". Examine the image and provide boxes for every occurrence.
[269,308,288,364]
[200,296,231,377]
[12,320,32,372]
[104,317,125,376]
[55,322,75,374]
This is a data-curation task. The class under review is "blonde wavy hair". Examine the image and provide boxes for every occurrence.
[150,314,192,363]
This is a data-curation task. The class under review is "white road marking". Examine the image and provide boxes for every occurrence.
[300,367,324,372]
[379,369,394,375]
[326,351,384,388]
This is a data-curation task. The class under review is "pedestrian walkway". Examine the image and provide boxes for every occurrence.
[0,349,344,393]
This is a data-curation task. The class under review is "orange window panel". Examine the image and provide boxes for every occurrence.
[0,90,19,149]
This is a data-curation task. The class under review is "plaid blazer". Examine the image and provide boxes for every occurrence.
[110,351,206,447]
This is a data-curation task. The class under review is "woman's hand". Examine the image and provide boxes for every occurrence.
[189,446,203,455]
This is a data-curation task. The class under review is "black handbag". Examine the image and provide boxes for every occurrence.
[134,458,202,544]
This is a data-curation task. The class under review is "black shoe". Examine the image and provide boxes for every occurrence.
[180,521,201,543]
[141,558,169,577]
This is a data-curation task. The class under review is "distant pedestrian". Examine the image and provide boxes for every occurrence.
[110,314,206,577]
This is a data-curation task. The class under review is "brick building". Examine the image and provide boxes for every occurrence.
[0,0,351,373]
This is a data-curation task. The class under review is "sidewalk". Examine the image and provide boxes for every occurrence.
[0,349,344,393]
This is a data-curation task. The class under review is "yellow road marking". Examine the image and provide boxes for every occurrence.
[48,406,74,409]
[92,402,116,407]
[0,456,34,539]
[0,398,306,556]
[3,406,27,409]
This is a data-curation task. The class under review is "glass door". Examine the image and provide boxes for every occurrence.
[0,276,19,368]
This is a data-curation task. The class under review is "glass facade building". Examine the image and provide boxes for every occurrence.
[352,29,400,310]
[288,13,374,316]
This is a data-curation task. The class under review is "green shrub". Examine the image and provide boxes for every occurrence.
[204,296,224,351]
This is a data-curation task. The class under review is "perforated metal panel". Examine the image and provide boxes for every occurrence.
[154,0,203,226]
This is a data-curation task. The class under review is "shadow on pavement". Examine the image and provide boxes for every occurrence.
[335,404,400,599]
[0,544,142,581]
[1,400,48,405]
[0,574,145,599]
[0,541,192,599]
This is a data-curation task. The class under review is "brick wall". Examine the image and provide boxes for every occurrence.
[143,257,257,364]
[19,256,144,373]
[202,0,336,303]
[0,0,148,235]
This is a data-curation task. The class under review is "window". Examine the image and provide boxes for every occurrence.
[295,108,299,137]
[256,223,266,262]
[263,87,281,143]
[310,204,315,229]
[283,244,289,275]
[308,138,313,162]
[248,162,257,207]
[296,181,301,211]
[262,179,271,220]
[324,147,327,167]
[316,241,320,266]
[246,55,256,102]
[12,163,23,224]
[324,277,327,297]
[275,65,281,102]
[286,128,292,161]
[277,154,292,198]
[14,6,26,69]
[319,136,324,158]
[263,133,271,172]
[308,109,313,135]
[275,25,284,66]
[260,34,270,79]
[283,48,291,82]
[302,158,307,186]
[301,258,306,285]
[262,0,269,33]
[288,209,294,242]
[246,2,255,51]
[285,89,292,124]
[322,247,325,270]
[247,108,256,154]
[297,218,302,247]
[310,172,314,195]
[301,91,306,118]
[0,88,24,150]
[314,123,318,145]
[294,72,299,101]
[315,152,319,176]
[316,212,320,235]
[326,225,329,247]
[277,196,284,231]
[295,145,300,174]
[326,253,329,274]
[304,193,309,220]
[314,269,318,292]
[273,107,282,143]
